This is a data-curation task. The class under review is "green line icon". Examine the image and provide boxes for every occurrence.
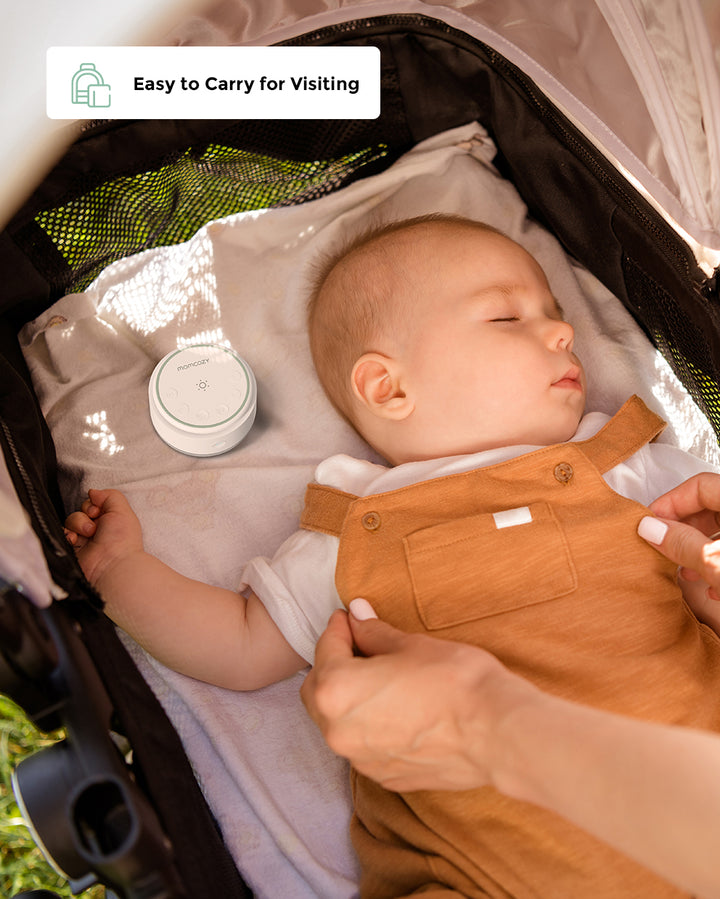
[71,63,111,107]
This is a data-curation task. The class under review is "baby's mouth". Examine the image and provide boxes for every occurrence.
[552,365,583,390]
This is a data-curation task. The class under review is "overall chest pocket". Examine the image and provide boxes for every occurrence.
[403,501,577,631]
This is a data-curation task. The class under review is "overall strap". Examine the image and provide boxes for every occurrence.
[576,394,666,474]
[299,396,666,536]
[300,483,356,537]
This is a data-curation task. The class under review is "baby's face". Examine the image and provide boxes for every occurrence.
[397,226,586,459]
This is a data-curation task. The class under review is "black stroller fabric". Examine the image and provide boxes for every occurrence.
[0,333,252,896]
[1,13,719,898]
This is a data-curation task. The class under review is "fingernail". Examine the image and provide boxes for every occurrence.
[349,597,378,621]
[638,516,668,546]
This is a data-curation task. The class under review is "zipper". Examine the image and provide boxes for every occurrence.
[0,413,70,562]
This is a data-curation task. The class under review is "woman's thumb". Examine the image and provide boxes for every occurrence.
[348,598,408,657]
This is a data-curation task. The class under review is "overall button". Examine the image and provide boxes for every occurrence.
[362,512,381,531]
[554,462,574,484]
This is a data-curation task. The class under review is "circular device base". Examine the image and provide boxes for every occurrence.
[148,344,257,456]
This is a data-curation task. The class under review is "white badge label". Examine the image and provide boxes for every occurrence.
[47,46,380,120]
[492,507,533,529]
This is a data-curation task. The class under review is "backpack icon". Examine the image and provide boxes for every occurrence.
[71,63,111,107]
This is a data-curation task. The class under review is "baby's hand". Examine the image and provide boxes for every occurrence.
[64,488,143,587]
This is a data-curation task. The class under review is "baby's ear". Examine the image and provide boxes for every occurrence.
[351,353,414,420]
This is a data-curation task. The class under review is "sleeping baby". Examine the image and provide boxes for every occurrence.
[65,214,720,899]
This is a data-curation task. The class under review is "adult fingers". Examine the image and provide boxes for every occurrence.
[348,605,417,659]
[649,473,720,532]
[312,609,355,668]
[639,515,720,596]
[300,610,355,722]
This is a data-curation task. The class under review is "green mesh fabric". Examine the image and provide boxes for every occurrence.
[35,142,388,292]
[623,255,720,439]
[655,336,720,437]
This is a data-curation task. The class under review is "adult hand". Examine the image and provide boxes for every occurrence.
[639,472,720,602]
[303,600,720,898]
[300,599,533,792]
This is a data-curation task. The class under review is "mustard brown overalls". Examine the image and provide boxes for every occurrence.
[301,396,720,899]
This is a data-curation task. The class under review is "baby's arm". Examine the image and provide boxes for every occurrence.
[64,489,306,689]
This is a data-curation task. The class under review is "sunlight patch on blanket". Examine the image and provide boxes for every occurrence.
[83,410,125,456]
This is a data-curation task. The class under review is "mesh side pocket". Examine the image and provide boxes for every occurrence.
[35,143,388,293]
[623,254,720,441]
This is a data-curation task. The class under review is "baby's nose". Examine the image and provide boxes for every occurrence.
[547,318,575,350]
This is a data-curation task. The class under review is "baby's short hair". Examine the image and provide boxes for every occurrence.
[307,213,502,423]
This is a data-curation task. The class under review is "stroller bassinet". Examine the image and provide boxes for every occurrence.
[2,1,720,897]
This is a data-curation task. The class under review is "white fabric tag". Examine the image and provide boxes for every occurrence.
[493,506,533,529]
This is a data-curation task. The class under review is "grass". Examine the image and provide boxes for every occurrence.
[0,694,104,898]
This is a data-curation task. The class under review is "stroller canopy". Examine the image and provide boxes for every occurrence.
[3,0,720,272]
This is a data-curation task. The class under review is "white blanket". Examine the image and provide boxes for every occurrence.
[19,122,720,898]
